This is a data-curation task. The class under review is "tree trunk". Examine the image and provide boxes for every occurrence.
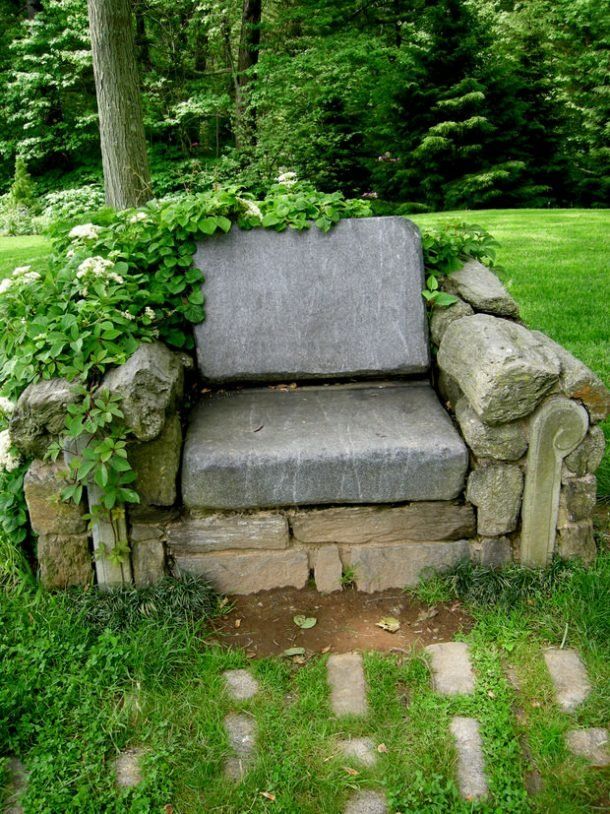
[87,0,152,209]
[235,0,262,147]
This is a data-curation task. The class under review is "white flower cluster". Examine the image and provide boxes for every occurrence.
[0,429,21,473]
[76,256,124,285]
[69,223,101,241]
[0,265,41,295]
[129,211,148,224]
[237,197,263,220]
[277,171,297,187]
[0,396,14,416]
[120,310,135,321]
[144,306,155,320]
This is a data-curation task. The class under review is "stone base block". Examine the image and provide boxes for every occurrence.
[24,459,86,535]
[129,413,182,506]
[310,545,343,593]
[172,548,309,594]
[556,521,596,564]
[340,540,470,593]
[167,512,289,553]
[38,533,92,589]
[289,502,475,544]
[470,536,513,568]
[132,539,165,587]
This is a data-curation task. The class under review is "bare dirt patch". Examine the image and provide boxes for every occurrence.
[208,586,472,657]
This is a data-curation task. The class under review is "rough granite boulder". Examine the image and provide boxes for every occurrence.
[558,475,597,525]
[556,520,596,563]
[437,315,561,424]
[466,464,524,536]
[103,342,184,441]
[455,398,528,461]
[429,298,473,347]
[443,259,519,318]
[532,331,610,423]
[9,378,79,457]
[37,533,92,589]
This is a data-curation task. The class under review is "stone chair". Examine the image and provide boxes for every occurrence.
[15,217,609,592]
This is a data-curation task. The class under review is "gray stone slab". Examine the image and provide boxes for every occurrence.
[450,717,488,800]
[224,712,257,781]
[167,512,290,553]
[327,653,368,717]
[543,648,591,711]
[337,737,377,767]
[566,728,609,766]
[224,669,260,701]
[426,642,475,695]
[182,382,468,509]
[344,791,387,814]
[194,216,428,382]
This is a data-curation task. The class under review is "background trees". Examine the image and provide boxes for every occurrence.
[0,0,607,209]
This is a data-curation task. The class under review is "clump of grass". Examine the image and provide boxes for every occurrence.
[71,572,220,632]
[410,556,579,609]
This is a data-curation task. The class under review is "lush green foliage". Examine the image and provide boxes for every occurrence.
[0,0,607,208]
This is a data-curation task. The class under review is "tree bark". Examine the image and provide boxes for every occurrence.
[87,0,152,209]
[235,0,262,147]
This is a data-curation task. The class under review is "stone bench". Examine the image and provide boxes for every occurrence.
[15,217,609,593]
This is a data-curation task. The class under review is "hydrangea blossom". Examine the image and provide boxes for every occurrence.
[76,256,124,285]
[0,278,13,295]
[69,223,101,241]
[277,171,297,186]
[12,266,31,276]
[0,429,21,473]
[144,306,155,320]
[237,197,263,220]
[129,211,148,224]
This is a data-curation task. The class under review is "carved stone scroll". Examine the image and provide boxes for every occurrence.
[520,397,588,567]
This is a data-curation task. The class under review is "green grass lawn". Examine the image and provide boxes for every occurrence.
[0,234,49,279]
[413,209,610,497]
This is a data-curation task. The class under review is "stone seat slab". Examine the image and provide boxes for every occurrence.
[182,382,468,510]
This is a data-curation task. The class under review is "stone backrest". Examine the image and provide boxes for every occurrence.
[193,216,429,383]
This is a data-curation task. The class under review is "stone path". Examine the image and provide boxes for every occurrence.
[425,641,475,695]
[344,790,388,813]
[224,668,260,701]
[566,728,609,767]
[450,717,488,800]
[222,668,260,781]
[327,653,368,716]
[337,737,377,767]
[543,648,591,711]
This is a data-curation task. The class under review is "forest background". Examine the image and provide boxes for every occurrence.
[0,0,608,213]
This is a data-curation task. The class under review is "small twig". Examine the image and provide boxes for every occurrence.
[560,623,569,649]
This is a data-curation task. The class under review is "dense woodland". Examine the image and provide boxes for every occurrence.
[0,0,608,209]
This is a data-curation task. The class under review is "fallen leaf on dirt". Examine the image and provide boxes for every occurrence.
[293,656,306,665]
[260,791,276,801]
[342,766,360,776]
[163,806,174,814]
[377,743,389,753]
[376,616,400,633]
[282,647,306,658]
[234,618,241,628]
[416,607,438,622]
[293,614,317,629]
[321,645,331,654]
[246,650,257,659]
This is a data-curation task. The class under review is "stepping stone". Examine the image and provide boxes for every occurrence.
[566,728,609,767]
[450,717,488,800]
[115,748,146,788]
[3,758,27,814]
[543,648,590,711]
[327,653,368,717]
[337,737,377,767]
[344,790,387,814]
[223,669,259,701]
[426,642,475,695]
[224,712,257,781]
